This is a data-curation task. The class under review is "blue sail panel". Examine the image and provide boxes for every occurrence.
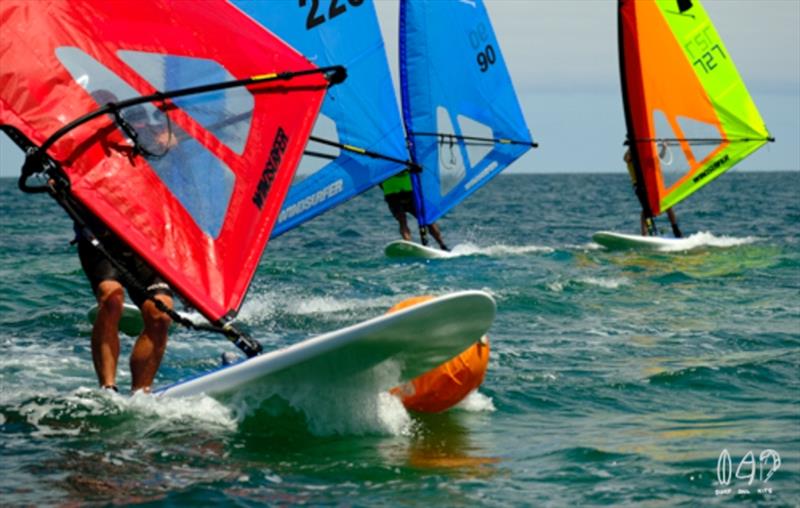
[232,0,408,237]
[154,55,237,239]
[400,0,534,226]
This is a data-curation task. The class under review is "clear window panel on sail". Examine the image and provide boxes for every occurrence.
[55,47,237,239]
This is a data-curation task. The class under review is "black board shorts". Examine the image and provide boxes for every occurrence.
[77,235,172,309]
[385,191,417,219]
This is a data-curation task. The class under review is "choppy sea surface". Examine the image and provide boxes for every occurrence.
[1,172,798,506]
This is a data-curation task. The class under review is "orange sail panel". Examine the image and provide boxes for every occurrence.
[392,340,489,414]
[387,296,489,413]
[0,0,330,322]
[619,0,772,216]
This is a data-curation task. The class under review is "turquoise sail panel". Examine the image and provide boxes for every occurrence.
[232,0,408,237]
[400,0,534,226]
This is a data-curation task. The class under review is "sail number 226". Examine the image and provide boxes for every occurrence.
[300,0,364,30]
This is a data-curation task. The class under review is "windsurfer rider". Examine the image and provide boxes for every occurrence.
[91,89,177,158]
[380,169,448,250]
[76,221,174,393]
[76,89,175,392]
[624,148,683,238]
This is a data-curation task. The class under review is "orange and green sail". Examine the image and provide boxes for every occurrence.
[619,0,773,217]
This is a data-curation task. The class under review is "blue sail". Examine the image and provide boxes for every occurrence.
[399,0,535,226]
[232,0,408,237]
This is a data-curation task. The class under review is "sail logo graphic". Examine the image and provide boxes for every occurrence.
[278,179,344,223]
[253,127,289,210]
[715,449,780,497]
[692,154,729,184]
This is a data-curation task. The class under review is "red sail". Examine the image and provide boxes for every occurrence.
[0,0,329,322]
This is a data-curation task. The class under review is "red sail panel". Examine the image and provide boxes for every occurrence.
[619,0,655,215]
[0,0,329,321]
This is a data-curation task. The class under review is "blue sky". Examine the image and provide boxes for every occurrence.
[1,0,798,177]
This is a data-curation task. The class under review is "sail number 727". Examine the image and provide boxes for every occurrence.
[684,27,727,74]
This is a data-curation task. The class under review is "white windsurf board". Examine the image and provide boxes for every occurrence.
[155,290,495,399]
[384,239,452,259]
[592,231,692,251]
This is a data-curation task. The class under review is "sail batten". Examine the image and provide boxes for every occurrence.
[409,131,536,147]
[630,137,772,144]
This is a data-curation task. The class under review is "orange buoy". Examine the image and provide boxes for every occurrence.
[387,296,490,413]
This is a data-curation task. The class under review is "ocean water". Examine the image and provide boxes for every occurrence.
[1,172,798,506]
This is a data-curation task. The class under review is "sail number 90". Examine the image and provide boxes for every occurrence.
[477,45,496,72]
[300,0,364,30]
[468,22,496,72]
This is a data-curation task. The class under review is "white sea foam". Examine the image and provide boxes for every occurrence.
[0,341,94,405]
[580,241,606,251]
[11,386,234,437]
[548,275,630,292]
[283,382,411,437]
[291,295,396,316]
[236,291,280,324]
[455,390,496,412]
[290,361,414,436]
[124,390,237,430]
[225,359,413,437]
[449,242,554,257]
[237,290,397,325]
[15,370,416,438]
[657,231,758,252]
[576,276,630,289]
